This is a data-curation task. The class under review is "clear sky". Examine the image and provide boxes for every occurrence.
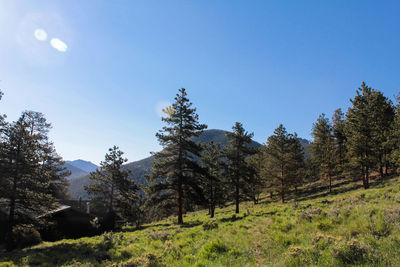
[1,0,399,164]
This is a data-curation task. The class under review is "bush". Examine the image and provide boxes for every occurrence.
[317,218,333,231]
[201,240,228,259]
[202,219,218,230]
[10,224,41,249]
[149,231,170,241]
[332,240,368,265]
[100,232,123,250]
[368,211,392,238]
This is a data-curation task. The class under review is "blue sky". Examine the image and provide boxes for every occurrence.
[1,0,399,164]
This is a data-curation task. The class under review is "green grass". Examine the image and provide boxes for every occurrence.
[2,176,400,266]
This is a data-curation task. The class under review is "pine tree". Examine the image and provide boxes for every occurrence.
[85,146,140,229]
[146,88,207,224]
[264,124,303,203]
[246,148,266,204]
[332,108,347,175]
[0,111,69,248]
[391,94,400,172]
[311,114,337,193]
[288,133,306,196]
[199,141,225,218]
[346,82,394,188]
[225,122,256,213]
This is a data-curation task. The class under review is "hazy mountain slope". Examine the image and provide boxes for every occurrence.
[67,160,98,173]
[63,163,89,180]
[68,129,310,199]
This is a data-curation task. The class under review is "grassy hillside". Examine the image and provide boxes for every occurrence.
[2,176,400,266]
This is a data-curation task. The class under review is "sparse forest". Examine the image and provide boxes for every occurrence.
[2,83,400,265]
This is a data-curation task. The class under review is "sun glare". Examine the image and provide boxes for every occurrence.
[50,38,68,52]
[34,28,47,41]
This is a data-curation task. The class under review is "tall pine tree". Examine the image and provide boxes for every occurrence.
[225,122,255,213]
[85,146,140,229]
[0,111,69,248]
[264,124,303,203]
[146,88,207,224]
[311,114,337,193]
[346,82,394,188]
[246,148,266,204]
[332,108,347,175]
[199,141,225,218]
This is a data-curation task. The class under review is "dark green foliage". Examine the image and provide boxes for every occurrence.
[9,224,42,249]
[85,146,140,229]
[311,114,337,193]
[345,82,395,188]
[332,108,347,174]
[224,122,256,213]
[0,111,69,249]
[199,141,225,218]
[246,149,266,204]
[263,124,305,203]
[146,88,207,224]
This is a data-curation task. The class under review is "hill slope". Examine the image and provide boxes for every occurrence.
[63,163,89,180]
[66,160,98,173]
[3,176,400,266]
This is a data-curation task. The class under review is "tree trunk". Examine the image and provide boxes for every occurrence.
[363,166,370,189]
[328,173,332,193]
[235,180,239,213]
[210,204,215,218]
[177,182,183,224]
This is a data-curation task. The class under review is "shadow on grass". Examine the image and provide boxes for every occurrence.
[220,215,243,222]
[179,220,202,228]
[0,241,112,266]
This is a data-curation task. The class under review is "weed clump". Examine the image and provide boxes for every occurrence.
[149,231,170,241]
[100,232,123,250]
[332,239,368,265]
[200,240,228,259]
[202,219,218,230]
[367,211,392,238]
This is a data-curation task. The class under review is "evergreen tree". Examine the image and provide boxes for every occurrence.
[246,148,266,204]
[391,94,400,171]
[311,114,337,193]
[0,111,69,248]
[264,124,303,203]
[288,133,306,196]
[332,108,347,174]
[199,141,225,218]
[146,88,207,224]
[85,146,140,229]
[346,82,394,188]
[225,122,255,213]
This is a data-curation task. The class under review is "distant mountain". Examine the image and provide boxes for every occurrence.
[66,160,98,173]
[63,163,89,180]
[68,129,310,199]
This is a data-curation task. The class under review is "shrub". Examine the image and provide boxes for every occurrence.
[202,219,218,230]
[368,211,392,238]
[10,224,41,249]
[201,240,228,259]
[317,218,333,231]
[332,239,368,265]
[100,232,123,250]
[149,231,170,241]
